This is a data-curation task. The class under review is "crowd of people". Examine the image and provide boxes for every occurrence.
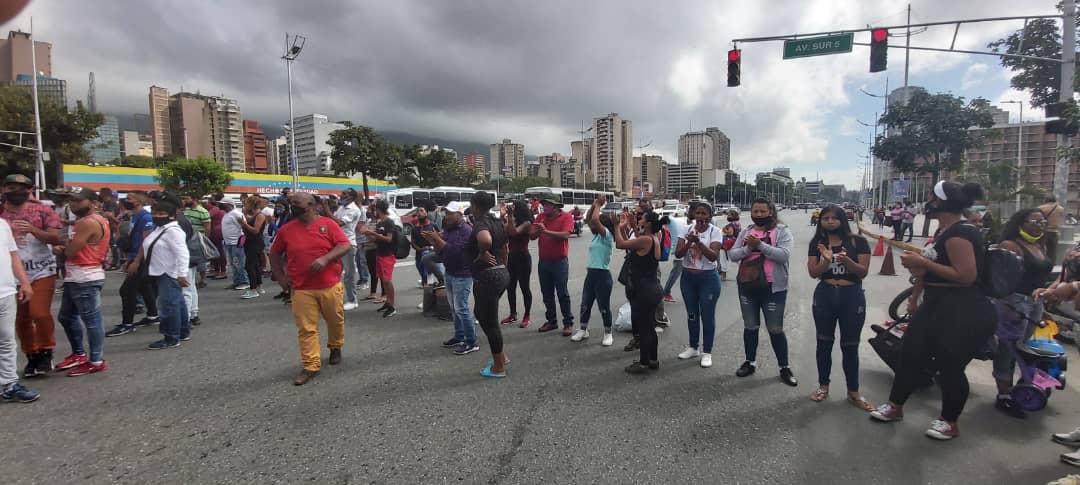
[3,174,1080,461]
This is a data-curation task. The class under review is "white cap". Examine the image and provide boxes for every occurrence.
[444,201,467,214]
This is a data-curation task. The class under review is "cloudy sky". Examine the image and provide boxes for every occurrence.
[3,0,1062,189]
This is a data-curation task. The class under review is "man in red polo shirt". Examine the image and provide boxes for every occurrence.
[269,192,351,386]
[531,194,574,335]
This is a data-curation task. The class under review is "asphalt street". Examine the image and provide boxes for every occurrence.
[5,209,1079,484]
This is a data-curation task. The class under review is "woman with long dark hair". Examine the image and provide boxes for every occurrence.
[806,204,873,410]
[501,199,534,328]
[871,181,997,441]
[674,202,723,368]
[614,209,667,374]
[238,196,268,300]
[990,207,1052,418]
[729,197,797,386]
[466,191,511,378]
[572,194,617,345]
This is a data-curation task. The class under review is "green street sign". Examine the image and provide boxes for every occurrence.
[783,33,854,59]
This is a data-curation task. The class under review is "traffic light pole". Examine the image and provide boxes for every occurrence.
[1055,0,1076,206]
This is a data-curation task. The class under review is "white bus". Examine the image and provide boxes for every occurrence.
[386,186,484,211]
[523,187,617,212]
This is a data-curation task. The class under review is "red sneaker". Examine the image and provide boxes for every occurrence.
[518,316,531,328]
[54,353,87,371]
[66,360,107,377]
[663,294,676,303]
[500,315,518,325]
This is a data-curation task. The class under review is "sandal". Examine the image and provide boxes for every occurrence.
[480,362,506,379]
[361,295,377,301]
[848,394,874,412]
[809,386,829,402]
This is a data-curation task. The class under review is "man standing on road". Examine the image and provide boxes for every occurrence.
[98,187,121,270]
[54,188,110,377]
[135,197,191,350]
[0,216,37,402]
[270,192,351,386]
[423,205,478,355]
[532,194,574,335]
[1041,195,1065,264]
[221,199,249,291]
[360,200,398,317]
[1,174,61,377]
[411,202,438,288]
[901,200,915,243]
[182,195,211,289]
[106,191,159,337]
[332,189,363,311]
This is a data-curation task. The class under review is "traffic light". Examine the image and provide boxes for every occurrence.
[869,28,888,73]
[1045,102,1079,135]
[727,48,741,87]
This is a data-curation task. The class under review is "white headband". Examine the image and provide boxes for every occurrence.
[933,181,948,201]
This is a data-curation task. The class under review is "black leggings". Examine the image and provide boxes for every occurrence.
[888,286,996,422]
[506,251,532,316]
[366,249,379,294]
[628,278,663,363]
[474,267,510,354]
[120,273,158,325]
[245,239,265,288]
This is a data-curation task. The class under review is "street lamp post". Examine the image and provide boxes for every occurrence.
[1002,100,1023,212]
[282,33,306,191]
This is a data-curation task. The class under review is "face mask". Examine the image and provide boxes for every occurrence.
[122,200,135,210]
[152,216,173,227]
[751,216,773,227]
[4,191,28,205]
[824,227,840,234]
[72,206,91,218]
[1020,229,1043,243]
[727,217,738,222]
[290,205,307,218]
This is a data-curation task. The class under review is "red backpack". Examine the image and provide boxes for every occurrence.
[659,226,672,261]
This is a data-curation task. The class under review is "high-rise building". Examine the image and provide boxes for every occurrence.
[462,152,485,171]
[85,115,120,164]
[489,138,525,178]
[705,127,731,171]
[121,130,140,158]
[772,167,791,178]
[570,138,593,183]
[0,74,66,109]
[272,136,289,175]
[149,86,172,157]
[290,113,346,175]
[243,120,269,174]
[0,31,51,82]
[667,163,700,198]
[168,92,213,160]
[964,117,1080,202]
[633,154,666,196]
[680,127,731,191]
[208,96,245,171]
[592,113,633,192]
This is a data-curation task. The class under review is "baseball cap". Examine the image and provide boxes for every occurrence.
[3,174,33,186]
[444,201,468,214]
[56,186,99,201]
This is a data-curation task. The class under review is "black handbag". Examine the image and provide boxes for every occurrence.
[617,251,633,290]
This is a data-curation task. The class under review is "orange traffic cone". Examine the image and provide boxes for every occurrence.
[879,244,897,276]
[873,236,885,257]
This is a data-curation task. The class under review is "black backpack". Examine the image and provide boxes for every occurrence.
[981,245,1024,298]
[393,226,411,259]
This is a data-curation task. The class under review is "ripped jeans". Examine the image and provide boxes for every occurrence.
[737,283,789,367]
[812,282,866,391]
[680,269,721,353]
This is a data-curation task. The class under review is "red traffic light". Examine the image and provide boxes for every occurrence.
[872,29,888,42]
[728,49,741,62]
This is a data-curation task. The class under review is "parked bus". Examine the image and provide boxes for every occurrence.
[387,186,500,234]
[523,187,616,212]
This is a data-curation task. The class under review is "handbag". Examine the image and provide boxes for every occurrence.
[736,229,773,289]
[617,251,633,290]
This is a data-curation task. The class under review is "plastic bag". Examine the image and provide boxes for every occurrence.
[614,302,632,332]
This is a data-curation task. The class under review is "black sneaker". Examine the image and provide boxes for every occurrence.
[147,339,181,350]
[995,397,1026,419]
[442,337,462,348]
[736,361,756,377]
[625,361,650,374]
[647,360,660,370]
[134,316,160,327]
[179,334,192,342]
[381,306,397,318]
[780,368,798,387]
[36,350,53,374]
[105,324,135,337]
[190,316,201,326]
[22,353,39,378]
[623,337,640,352]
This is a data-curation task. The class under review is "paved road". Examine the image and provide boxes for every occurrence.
[5,210,1079,484]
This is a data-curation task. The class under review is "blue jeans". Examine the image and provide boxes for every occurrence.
[355,246,369,286]
[157,275,190,343]
[58,280,106,362]
[663,259,683,295]
[812,283,865,391]
[342,246,358,304]
[416,249,433,283]
[681,269,721,353]
[737,283,789,367]
[538,258,573,327]
[225,244,248,287]
[446,275,476,346]
[580,268,612,330]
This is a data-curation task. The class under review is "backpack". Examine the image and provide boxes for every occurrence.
[393,226,411,259]
[659,226,673,262]
[981,245,1024,298]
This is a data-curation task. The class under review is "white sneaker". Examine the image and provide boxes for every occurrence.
[1055,428,1080,447]
[570,329,590,342]
[417,302,424,310]
[1063,451,1080,467]
[677,346,701,360]
[343,302,358,311]
[359,283,370,290]
[700,353,713,368]
[601,332,614,347]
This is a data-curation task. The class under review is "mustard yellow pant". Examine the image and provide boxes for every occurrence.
[290,283,345,372]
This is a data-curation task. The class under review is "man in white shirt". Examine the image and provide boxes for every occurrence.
[332,189,363,310]
[0,217,37,402]
[219,199,249,290]
[354,200,370,290]
[134,197,190,349]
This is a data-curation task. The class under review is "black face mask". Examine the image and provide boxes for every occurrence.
[751,216,773,227]
[72,206,91,218]
[727,217,738,222]
[5,191,28,206]
[924,201,941,217]
[122,200,135,210]
[824,227,840,234]
[152,216,173,227]
[290,205,307,218]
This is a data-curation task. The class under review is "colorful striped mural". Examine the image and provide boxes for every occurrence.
[61,164,396,196]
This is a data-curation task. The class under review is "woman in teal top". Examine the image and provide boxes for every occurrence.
[571,195,616,346]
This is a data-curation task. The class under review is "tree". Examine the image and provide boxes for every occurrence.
[433,162,482,187]
[818,187,842,203]
[988,8,1079,108]
[0,87,102,184]
[327,122,405,200]
[404,145,459,187]
[156,157,233,198]
[873,91,996,235]
[121,155,156,168]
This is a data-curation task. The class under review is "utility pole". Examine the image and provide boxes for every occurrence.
[904,4,911,103]
[1055,0,1076,205]
[29,18,45,193]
